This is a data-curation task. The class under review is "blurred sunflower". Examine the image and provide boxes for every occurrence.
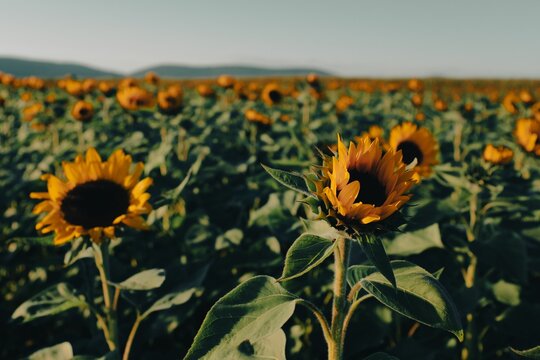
[434,99,447,111]
[71,100,94,121]
[116,86,154,111]
[388,122,438,177]
[197,84,215,98]
[98,81,116,97]
[82,79,97,93]
[336,95,354,113]
[245,109,272,125]
[30,148,153,245]
[483,144,513,165]
[217,75,235,89]
[145,71,160,85]
[22,103,43,122]
[515,118,540,155]
[411,93,423,108]
[503,92,519,114]
[158,85,183,114]
[261,83,283,105]
[355,125,384,143]
[316,136,415,229]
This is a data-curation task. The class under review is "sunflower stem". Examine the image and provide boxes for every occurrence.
[95,240,119,352]
[122,312,143,360]
[329,236,351,360]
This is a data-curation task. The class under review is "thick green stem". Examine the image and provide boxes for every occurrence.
[329,237,351,360]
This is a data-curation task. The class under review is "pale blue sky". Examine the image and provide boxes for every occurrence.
[1,0,539,77]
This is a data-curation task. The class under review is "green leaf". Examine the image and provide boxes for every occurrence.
[25,342,73,360]
[112,268,166,291]
[358,260,463,341]
[279,234,335,282]
[12,283,84,323]
[184,275,298,360]
[356,233,396,287]
[511,346,540,359]
[64,238,93,266]
[348,264,377,287]
[261,164,315,198]
[143,286,196,318]
[385,224,443,256]
[492,280,520,306]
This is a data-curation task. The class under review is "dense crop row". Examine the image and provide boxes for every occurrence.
[1,72,540,359]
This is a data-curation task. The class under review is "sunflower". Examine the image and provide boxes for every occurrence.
[245,109,272,125]
[355,125,384,144]
[71,100,94,121]
[65,80,85,97]
[217,75,235,89]
[411,93,423,108]
[388,122,438,177]
[116,86,154,111]
[503,92,519,114]
[145,71,160,85]
[82,79,97,93]
[158,85,183,114]
[197,84,215,98]
[99,81,116,97]
[336,95,354,113]
[22,103,43,122]
[261,83,283,105]
[483,144,513,165]
[30,148,153,245]
[515,118,540,155]
[316,136,415,230]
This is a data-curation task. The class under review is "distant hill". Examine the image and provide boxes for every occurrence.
[0,57,331,79]
[0,57,120,78]
[130,64,332,78]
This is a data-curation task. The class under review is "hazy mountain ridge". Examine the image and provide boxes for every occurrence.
[0,57,331,79]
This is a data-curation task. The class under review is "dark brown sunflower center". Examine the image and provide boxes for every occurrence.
[348,169,387,206]
[61,180,130,229]
[268,89,282,103]
[397,141,423,165]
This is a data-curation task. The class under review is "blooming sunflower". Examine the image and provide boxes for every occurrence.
[388,122,438,177]
[515,118,540,155]
[316,136,415,231]
[30,148,153,245]
[71,100,94,121]
[116,86,154,111]
[483,144,513,165]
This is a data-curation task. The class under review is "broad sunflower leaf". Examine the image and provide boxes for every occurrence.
[511,346,540,359]
[356,233,396,287]
[112,268,166,291]
[279,233,335,282]
[12,283,84,323]
[184,275,298,360]
[357,260,463,341]
[261,164,315,198]
[384,224,443,256]
[25,342,73,360]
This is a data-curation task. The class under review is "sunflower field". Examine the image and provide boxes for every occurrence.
[1,72,540,360]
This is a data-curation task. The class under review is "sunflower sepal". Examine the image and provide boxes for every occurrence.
[261,164,316,198]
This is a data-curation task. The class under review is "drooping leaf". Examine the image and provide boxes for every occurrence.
[12,283,84,323]
[261,164,315,198]
[385,224,443,256]
[356,260,463,341]
[184,276,298,360]
[10,234,55,247]
[356,233,396,287]
[112,268,166,291]
[280,234,335,281]
[511,346,540,359]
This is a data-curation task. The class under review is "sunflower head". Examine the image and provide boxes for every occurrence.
[503,92,519,114]
[217,75,235,89]
[30,148,153,245]
[407,79,423,92]
[314,136,415,235]
[65,80,85,97]
[197,84,215,98]
[145,71,160,85]
[336,95,354,113]
[71,100,94,122]
[99,81,116,97]
[245,109,272,125]
[22,103,43,122]
[261,83,283,106]
[116,86,154,111]
[388,122,438,178]
[158,85,183,114]
[411,93,423,108]
[483,144,514,165]
[82,79,97,93]
[515,118,540,155]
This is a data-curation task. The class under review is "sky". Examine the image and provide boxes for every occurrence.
[1,0,539,78]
